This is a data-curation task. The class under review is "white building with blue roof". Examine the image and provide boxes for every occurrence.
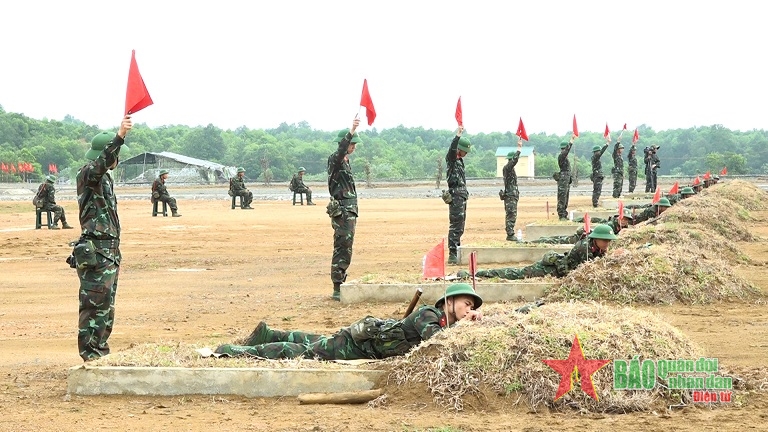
[495,146,535,178]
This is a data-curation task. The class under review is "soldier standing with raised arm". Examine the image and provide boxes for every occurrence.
[446,126,471,264]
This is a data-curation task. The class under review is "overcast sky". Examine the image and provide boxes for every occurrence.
[2,1,764,137]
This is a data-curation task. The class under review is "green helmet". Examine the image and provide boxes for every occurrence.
[237,167,245,174]
[85,132,115,160]
[298,167,306,172]
[435,283,483,309]
[336,130,362,144]
[560,141,569,149]
[506,151,516,159]
[681,187,695,195]
[45,174,56,183]
[457,136,471,153]
[656,197,672,207]
[588,224,618,240]
[158,169,169,176]
[617,143,625,149]
[592,145,601,152]
[616,208,634,219]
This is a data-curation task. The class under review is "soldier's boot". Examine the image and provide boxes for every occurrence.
[447,255,458,265]
[242,321,276,346]
[49,224,60,230]
[506,235,516,241]
[307,201,316,206]
[62,220,74,229]
[172,211,182,217]
[332,283,341,301]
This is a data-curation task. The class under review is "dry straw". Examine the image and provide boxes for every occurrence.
[389,302,702,413]
[703,179,768,211]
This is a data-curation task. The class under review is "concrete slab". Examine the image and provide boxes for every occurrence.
[340,282,549,304]
[571,210,615,221]
[457,245,572,265]
[67,366,384,397]
[600,198,653,209]
[524,223,580,241]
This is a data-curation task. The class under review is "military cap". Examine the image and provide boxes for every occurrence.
[457,137,472,153]
[85,132,115,160]
[336,130,362,144]
[435,283,483,309]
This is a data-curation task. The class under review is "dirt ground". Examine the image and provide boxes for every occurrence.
[1,185,767,432]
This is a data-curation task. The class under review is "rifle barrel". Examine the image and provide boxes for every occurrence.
[403,287,424,318]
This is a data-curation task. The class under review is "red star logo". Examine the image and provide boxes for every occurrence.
[542,334,611,401]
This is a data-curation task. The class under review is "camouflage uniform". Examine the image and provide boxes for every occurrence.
[502,150,521,240]
[229,173,253,208]
[328,131,359,295]
[152,175,180,216]
[35,178,73,229]
[446,136,469,261]
[612,142,624,198]
[75,132,124,361]
[475,237,606,280]
[644,147,660,192]
[216,305,449,360]
[528,216,623,245]
[556,142,573,220]
[590,143,609,207]
[290,172,314,204]
[633,205,663,224]
[627,146,638,193]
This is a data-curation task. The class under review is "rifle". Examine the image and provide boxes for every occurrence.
[403,287,423,318]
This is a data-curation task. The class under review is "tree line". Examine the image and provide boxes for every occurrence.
[0,104,764,184]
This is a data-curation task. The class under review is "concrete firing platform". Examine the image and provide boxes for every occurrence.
[524,222,580,241]
[457,244,572,265]
[340,282,549,304]
[68,366,384,397]
[600,198,653,209]
[571,210,615,221]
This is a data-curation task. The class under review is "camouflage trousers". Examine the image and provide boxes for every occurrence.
[448,195,467,258]
[504,193,519,237]
[556,174,571,219]
[528,233,580,245]
[628,169,638,193]
[475,261,559,280]
[591,175,604,207]
[295,186,313,203]
[42,204,68,224]
[77,254,120,361]
[217,327,370,360]
[612,173,624,198]
[331,210,356,284]
[158,195,178,212]
[234,190,253,206]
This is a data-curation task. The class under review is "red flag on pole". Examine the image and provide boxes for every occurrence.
[48,163,53,173]
[125,50,154,115]
[516,117,529,141]
[53,163,58,174]
[455,96,463,127]
[10,164,16,173]
[632,129,639,144]
[422,239,445,279]
[693,176,701,186]
[623,123,627,130]
[0,163,7,173]
[617,201,624,220]
[572,114,579,137]
[583,212,591,235]
[469,250,478,291]
[669,181,679,195]
[359,79,376,126]
[18,162,24,173]
[603,123,610,139]
[720,166,727,176]
[652,186,661,204]
[703,171,711,180]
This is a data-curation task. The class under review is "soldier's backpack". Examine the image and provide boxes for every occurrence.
[228,178,234,197]
[288,175,296,192]
[349,316,413,358]
[32,184,44,208]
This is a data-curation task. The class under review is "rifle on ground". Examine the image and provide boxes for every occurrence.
[403,287,423,318]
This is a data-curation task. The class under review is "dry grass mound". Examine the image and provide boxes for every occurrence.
[548,244,761,305]
[389,302,702,413]
[704,180,768,211]
[656,193,755,241]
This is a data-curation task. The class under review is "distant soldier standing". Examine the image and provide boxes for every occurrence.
[502,138,523,241]
[590,141,609,208]
[446,126,471,264]
[35,175,74,229]
[627,145,638,193]
[229,167,254,209]
[556,134,577,220]
[151,169,181,217]
[612,139,625,198]
[327,118,362,301]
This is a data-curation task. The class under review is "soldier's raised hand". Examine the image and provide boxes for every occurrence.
[457,125,464,137]
[351,118,360,134]
[118,115,133,139]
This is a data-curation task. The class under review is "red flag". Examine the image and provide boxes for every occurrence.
[583,212,591,235]
[617,201,624,219]
[455,96,463,127]
[359,79,376,126]
[125,50,154,115]
[668,181,679,195]
[720,166,727,176]
[0,162,7,173]
[469,250,478,291]
[18,162,24,173]
[632,129,639,144]
[26,162,32,173]
[53,163,58,174]
[10,164,16,173]
[516,117,529,141]
[572,114,579,137]
[422,239,445,279]
[693,176,701,186]
[603,123,610,139]
[623,123,627,130]
[703,171,711,180]
[652,186,661,204]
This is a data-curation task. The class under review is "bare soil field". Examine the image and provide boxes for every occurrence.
[1,186,766,432]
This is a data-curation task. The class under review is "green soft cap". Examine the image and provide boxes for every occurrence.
[45,174,56,183]
[681,187,695,195]
[336,130,362,144]
[560,141,569,149]
[158,169,169,176]
[457,136,472,153]
[656,197,672,207]
[588,224,618,240]
[435,283,483,309]
[85,132,116,160]
[237,167,245,173]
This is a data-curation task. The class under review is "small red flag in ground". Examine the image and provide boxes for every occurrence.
[703,171,711,180]
[669,181,679,195]
[422,239,445,279]
[652,186,661,204]
[359,79,376,126]
[693,176,701,186]
[516,117,529,141]
[125,50,154,115]
[455,96,463,127]
[469,250,478,291]
[720,167,727,176]
[583,212,591,235]
[632,129,639,144]
[604,123,610,139]
[572,115,579,137]
[617,201,624,219]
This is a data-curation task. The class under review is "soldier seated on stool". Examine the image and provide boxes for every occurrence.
[290,167,315,205]
[230,167,254,209]
[151,169,181,217]
[34,175,74,229]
